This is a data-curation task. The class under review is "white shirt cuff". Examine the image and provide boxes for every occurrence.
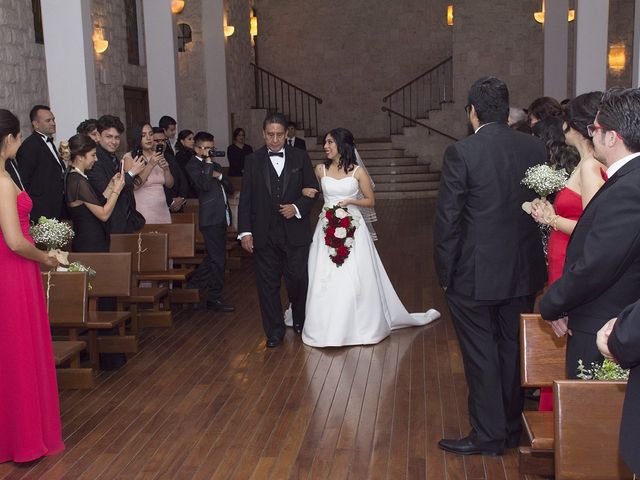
[294,205,301,219]
[238,232,252,240]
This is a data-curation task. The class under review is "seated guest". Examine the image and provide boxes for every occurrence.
[527,96,563,127]
[175,129,197,198]
[186,131,235,312]
[285,121,306,150]
[226,127,253,177]
[65,135,125,252]
[152,127,188,212]
[76,119,100,142]
[123,123,173,224]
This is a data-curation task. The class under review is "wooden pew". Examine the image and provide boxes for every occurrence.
[519,313,567,476]
[42,271,93,388]
[554,380,631,479]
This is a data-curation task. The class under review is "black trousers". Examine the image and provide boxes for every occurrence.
[253,226,309,340]
[446,289,535,443]
[188,223,227,302]
[566,329,604,379]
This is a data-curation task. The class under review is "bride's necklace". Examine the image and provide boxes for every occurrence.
[70,166,88,179]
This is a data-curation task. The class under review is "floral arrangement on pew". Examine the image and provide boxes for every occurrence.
[520,164,568,214]
[321,205,358,267]
[60,261,97,290]
[29,216,74,265]
[576,358,629,381]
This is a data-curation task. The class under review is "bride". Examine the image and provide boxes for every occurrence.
[288,127,440,347]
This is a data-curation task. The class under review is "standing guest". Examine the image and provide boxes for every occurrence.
[185,131,235,312]
[152,127,187,212]
[175,129,197,198]
[226,127,253,177]
[597,300,640,477]
[65,134,125,252]
[87,115,146,234]
[285,121,307,150]
[434,77,547,456]
[527,96,563,127]
[76,118,100,142]
[540,87,640,378]
[159,115,177,156]
[0,108,63,463]
[508,107,527,126]
[15,105,66,221]
[123,123,173,224]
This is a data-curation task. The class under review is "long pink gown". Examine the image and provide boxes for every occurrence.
[134,165,171,224]
[0,191,64,463]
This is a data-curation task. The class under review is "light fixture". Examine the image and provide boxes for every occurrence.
[224,25,235,37]
[250,15,258,37]
[534,1,575,24]
[171,0,185,14]
[447,5,453,26]
[608,44,626,73]
[93,27,109,54]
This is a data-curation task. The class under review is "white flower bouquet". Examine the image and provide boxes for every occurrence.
[29,216,74,264]
[521,164,568,213]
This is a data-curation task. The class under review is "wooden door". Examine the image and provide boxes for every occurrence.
[123,87,149,150]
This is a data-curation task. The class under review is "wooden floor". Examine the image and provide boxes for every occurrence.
[1,199,534,480]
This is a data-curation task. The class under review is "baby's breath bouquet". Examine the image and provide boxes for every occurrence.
[576,358,630,381]
[29,216,74,265]
[521,164,568,214]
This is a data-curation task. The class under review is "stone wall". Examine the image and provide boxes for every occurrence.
[0,0,48,135]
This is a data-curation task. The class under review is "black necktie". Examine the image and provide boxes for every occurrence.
[46,137,54,144]
[268,151,284,157]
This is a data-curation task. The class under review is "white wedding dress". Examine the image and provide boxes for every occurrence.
[289,165,440,347]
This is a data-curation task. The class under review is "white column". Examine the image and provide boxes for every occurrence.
[632,0,640,87]
[40,0,97,142]
[543,0,569,100]
[142,0,178,125]
[202,0,230,159]
[575,0,609,94]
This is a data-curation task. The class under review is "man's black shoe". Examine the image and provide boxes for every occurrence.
[293,324,303,335]
[206,301,235,312]
[438,436,504,456]
[266,336,283,348]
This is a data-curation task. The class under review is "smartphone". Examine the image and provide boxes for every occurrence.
[155,143,164,154]
[133,147,143,158]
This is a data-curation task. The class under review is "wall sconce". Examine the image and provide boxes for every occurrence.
[447,5,453,26]
[608,44,626,73]
[93,27,109,54]
[534,1,575,24]
[250,14,258,37]
[171,0,185,14]
[224,25,235,37]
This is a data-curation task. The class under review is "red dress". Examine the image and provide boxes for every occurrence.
[0,191,64,463]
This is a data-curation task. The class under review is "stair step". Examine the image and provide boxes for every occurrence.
[307,141,394,151]
[371,173,440,184]
[376,190,438,200]
[366,165,431,175]
[312,156,419,167]
[307,149,409,160]
[375,181,440,192]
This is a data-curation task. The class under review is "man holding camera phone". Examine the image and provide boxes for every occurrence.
[152,127,188,212]
[185,131,235,312]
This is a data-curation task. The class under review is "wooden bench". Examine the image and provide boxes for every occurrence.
[519,313,567,476]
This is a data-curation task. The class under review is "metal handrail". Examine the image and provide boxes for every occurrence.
[383,56,453,102]
[381,107,458,141]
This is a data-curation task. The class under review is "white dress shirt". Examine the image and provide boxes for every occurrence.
[37,131,65,172]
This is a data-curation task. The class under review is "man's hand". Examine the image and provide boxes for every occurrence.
[549,317,571,337]
[597,317,617,360]
[279,204,296,219]
[241,235,254,253]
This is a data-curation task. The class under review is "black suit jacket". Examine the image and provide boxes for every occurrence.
[16,132,65,221]
[86,145,137,234]
[540,155,640,334]
[608,298,640,474]
[185,156,234,227]
[238,145,318,248]
[434,123,547,301]
[287,137,307,150]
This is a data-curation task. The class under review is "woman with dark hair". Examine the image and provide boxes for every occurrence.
[226,127,253,176]
[123,123,173,224]
[291,127,440,347]
[532,116,580,174]
[65,134,125,252]
[530,92,606,411]
[0,109,63,463]
[528,96,563,126]
[175,129,197,198]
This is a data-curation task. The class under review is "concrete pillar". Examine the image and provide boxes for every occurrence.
[142,0,178,125]
[575,0,609,94]
[543,0,569,100]
[40,0,97,142]
[632,0,640,87]
[202,0,230,157]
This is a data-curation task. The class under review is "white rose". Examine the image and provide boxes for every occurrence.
[344,237,354,247]
[329,247,337,256]
[322,217,329,227]
[334,227,347,239]
[335,208,347,219]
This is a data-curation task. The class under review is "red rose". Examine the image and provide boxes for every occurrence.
[325,210,332,219]
[326,226,336,237]
[340,217,350,228]
[325,235,332,246]
[330,237,341,248]
[347,228,355,238]
[337,246,349,257]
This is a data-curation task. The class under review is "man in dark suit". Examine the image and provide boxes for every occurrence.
[185,131,235,312]
[540,88,640,378]
[238,113,319,347]
[286,121,307,150]
[16,105,66,221]
[159,115,177,156]
[152,126,188,212]
[434,76,547,456]
[598,299,640,476]
[87,115,146,234]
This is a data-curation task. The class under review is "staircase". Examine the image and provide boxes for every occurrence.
[306,140,440,199]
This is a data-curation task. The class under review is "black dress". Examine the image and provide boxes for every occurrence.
[176,147,198,198]
[65,171,109,252]
[226,143,253,176]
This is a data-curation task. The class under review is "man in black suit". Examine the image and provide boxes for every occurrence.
[87,115,146,234]
[540,88,640,378]
[152,127,188,212]
[434,77,547,456]
[16,105,66,221]
[285,121,307,150]
[598,299,640,476]
[238,113,318,347]
[159,115,177,156]
[185,131,235,312]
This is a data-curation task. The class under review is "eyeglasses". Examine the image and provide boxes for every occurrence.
[464,104,472,115]
[587,124,605,137]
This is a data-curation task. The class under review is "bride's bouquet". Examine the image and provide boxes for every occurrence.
[29,216,74,265]
[321,205,358,267]
[521,164,568,214]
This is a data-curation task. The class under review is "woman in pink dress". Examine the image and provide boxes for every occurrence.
[530,92,606,410]
[123,123,173,224]
[0,109,63,463]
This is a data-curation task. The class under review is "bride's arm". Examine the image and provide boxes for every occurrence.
[338,168,375,208]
